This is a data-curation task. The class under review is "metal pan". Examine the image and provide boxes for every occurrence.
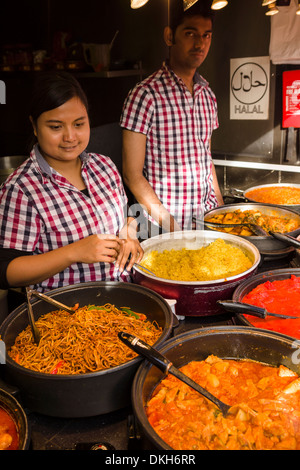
[204,203,300,253]
[230,183,300,213]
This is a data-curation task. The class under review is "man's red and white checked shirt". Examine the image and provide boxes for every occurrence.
[120,63,219,229]
[0,145,128,291]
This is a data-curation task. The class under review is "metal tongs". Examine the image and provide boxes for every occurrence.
[25,287,76,344]
[202,220,269,237]
[192,217,268,236]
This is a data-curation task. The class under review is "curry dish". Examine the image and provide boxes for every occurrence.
[140,239,252,281]
[205,209,299,236]
[246,187,300,206]
[0,407,18,450]
[146,355,300,450]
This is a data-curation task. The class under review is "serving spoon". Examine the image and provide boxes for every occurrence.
[119,332,236,417]
[133,263,157,276]
[217,300,297,319]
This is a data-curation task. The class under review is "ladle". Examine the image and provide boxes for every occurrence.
[217,300,297,319]
[25,287,41,344]
[26,288,76,314]
[269,231,300,249]
[118,332,233,417]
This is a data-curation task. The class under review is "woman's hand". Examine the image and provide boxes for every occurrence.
[69,234,122,264]
[116,218,144,273]
[6,234,122,288]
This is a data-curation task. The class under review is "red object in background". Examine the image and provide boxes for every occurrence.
[282,70,300,128]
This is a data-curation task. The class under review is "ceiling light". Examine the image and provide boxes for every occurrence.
[265,2,279,14]
[130,0,149,8]
[211,0,228,9]
[262,0,275,6]
[183,0,199,10]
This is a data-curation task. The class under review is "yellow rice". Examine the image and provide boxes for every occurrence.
[140,239,253,282]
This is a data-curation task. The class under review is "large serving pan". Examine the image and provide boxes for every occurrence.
[131,326,300,450]
[230,183,300,213]
[232,268,300,339]
[0,387,30,449]
[204,203,300,253]
[0,282,174,418]
[132,230,260,317]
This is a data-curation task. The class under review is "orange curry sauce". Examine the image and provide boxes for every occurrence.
[242,275,300,338]
[146,355,300,450]
[0,407,19,450]
[246,187,300,205]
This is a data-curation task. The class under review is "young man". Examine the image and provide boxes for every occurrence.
[120,1,223,235]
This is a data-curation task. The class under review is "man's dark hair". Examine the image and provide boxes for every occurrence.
[168,0,215,32]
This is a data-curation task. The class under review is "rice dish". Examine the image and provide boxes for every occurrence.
[140,239,253,282]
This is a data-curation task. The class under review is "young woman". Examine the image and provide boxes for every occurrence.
[0,72,143,292]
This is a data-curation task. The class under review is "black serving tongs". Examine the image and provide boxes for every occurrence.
[217,300,297,319]
[269,232,300,249]
[119,332,235,417]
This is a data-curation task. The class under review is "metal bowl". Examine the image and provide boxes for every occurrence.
[0,156,27,183]
[132,230,260,317]
[204,203,300,253]
[244,183,300,213]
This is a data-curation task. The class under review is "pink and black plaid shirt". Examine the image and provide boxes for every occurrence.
[120,63,219,229]
[0,145,128,291]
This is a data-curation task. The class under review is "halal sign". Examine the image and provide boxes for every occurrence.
[230,57,270,120]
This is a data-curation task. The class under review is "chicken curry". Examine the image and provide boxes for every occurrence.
[146,355,300,450]
[205,209,299,236]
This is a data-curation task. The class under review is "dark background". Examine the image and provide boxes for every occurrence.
[0,0,299,188]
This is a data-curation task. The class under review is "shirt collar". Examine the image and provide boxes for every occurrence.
[31,144,91,180]
[162,61,209,91]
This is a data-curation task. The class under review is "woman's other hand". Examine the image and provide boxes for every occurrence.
[116,218,143,272]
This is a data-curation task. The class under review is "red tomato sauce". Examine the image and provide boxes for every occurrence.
[0,407,19,450]
[242,275,300,338]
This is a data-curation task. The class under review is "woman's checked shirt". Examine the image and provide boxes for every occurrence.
[0,145,128,291]
[120,63,219,229]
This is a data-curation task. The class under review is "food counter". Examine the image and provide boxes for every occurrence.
[2,247,297,451]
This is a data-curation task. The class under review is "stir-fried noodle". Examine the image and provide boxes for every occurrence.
[8,303,162,375]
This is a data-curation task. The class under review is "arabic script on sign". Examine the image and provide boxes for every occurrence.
[231,63,267,105]
[230,57,270,120]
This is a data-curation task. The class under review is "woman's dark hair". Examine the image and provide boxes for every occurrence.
[30,71,89,125]
[169,0,215,33]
